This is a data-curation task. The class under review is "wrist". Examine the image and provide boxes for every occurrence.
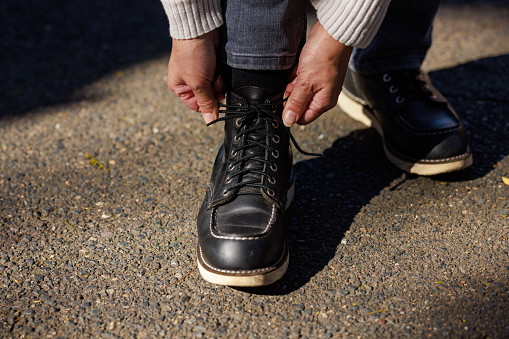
[172,29,220,48]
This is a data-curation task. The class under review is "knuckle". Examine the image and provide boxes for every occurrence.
[289,95,308,109]
[195,95,215,108]
[167,77,179,91]
[296,79,313,92]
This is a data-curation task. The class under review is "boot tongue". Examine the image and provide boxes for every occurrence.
[234,86,280,105]
[240,115,266,191]
[229,87,283,195]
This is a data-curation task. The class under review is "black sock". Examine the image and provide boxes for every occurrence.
[223,65,290,93]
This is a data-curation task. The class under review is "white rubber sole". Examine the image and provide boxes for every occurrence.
[197,249,289,287]
[338,92,473,176]
[196,182,295,287]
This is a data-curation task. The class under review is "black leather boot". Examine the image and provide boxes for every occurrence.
[338,67,472,175]
[197,86,303,286]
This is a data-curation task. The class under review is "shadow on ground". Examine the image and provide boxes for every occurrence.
[418,282,509,337]
[240,54,509,295]
[0,0,170,118]
[2,0,505,119]
[429,54,509,181]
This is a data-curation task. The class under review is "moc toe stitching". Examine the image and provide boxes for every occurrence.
[209,204,277,240]
[395,115,461,135]
[340,67,472,174]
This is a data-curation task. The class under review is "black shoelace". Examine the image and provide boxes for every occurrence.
[207,98,320,196]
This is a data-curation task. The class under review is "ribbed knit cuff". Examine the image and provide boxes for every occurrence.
[311,0,391,48]
[160,0,223,39]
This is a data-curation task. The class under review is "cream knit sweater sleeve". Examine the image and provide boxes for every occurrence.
[160,0,391,48]
[311,0,391,48]
[160,0,223,40]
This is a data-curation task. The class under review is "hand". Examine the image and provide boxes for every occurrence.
[167,29,225,124]
[283,22,353,127]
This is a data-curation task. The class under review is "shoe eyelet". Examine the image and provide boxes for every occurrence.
[395,96,405,104]
[231,150,238,157]
[389,85,398,93]
[271,150,279,158]
[268,176,276,184]
[235,118,242,127]
[272,135,280,144]
[234,135,240,142]
[272,120,279,128]
[225,176,232,184]
[270,164,278,172]
[383,74,392,82]
[228,164,235,171]
[223,189,229,196]
[266,188,275,197]
[430,93,438,99]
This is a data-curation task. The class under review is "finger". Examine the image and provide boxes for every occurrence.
[282,77,314,127]
[171,85,201,112]
[297,107,321,125]
[297,92,335,125]
[194,86,219,124]
[179,95,200,112]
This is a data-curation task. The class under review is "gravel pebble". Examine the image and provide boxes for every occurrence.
[1,4,508,339]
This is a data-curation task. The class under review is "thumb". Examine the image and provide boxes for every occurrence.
[283,78,313,127]
[195,87,219,124]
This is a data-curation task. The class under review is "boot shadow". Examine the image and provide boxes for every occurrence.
[236,128,402,295]
[236,54,509,295]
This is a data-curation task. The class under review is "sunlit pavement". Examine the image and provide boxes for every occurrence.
[1,1,508,337]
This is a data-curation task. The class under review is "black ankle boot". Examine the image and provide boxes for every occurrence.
[196,86,295,286]
[339,67,472,175]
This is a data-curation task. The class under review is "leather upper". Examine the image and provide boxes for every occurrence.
[197,86,293,272]
[343,68,471,162]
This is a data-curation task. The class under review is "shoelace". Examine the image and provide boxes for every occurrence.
[207,98,320,196]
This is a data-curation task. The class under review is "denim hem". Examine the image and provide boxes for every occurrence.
[220,50,297,70]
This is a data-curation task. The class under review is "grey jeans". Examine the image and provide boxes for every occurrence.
[219,0,441,74]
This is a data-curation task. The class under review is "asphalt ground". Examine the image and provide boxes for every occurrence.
[1,0,509,338]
